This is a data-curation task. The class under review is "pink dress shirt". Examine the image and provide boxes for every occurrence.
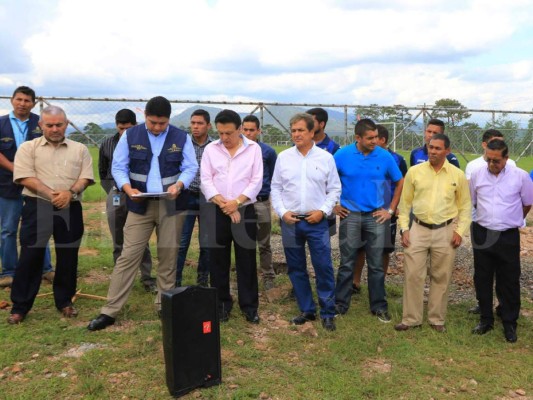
[200,136,263,205]
[469,164,533,231]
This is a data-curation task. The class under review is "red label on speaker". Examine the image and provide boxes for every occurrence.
[203,321,212,334]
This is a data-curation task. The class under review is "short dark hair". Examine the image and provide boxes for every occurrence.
[243,114,260,129]
[115,109,136,124]
[486,139,508,158]
[354,118,377,138]
[482,129,503,143]
[12,86,36,103]
[430,133,450,149]
[214,109,241,129]
[377,124,389,143]
[191,109,210,124]
[145,96,171,118]
[427,118,445,132]
[289,113,314,131]
[306,107,328,126]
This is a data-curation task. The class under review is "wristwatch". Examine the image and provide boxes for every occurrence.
[322,211,327,219]
[387,208,395,216]
[235,198,242,208]
[69,189,78,200]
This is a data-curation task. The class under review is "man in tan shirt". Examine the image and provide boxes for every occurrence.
[7,105,94,325]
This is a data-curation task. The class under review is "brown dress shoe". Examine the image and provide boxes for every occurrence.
[429,324,446,332]
[7,313,25,324]
[60,306,79,318]
[394,323,422,331]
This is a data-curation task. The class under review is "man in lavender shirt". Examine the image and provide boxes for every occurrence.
[469,140,533,343]
[200,109,263,324]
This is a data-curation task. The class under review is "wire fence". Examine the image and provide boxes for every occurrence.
[1,96,532,161]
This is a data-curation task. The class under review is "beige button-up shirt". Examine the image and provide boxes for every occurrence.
[13,136,94,200]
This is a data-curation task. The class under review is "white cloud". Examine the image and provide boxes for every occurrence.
[0,0,531,112]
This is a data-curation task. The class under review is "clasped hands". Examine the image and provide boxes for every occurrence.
[213,195,241,224]
[50,190,72,209]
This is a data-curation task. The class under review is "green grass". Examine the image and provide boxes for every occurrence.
[0,201,532,399]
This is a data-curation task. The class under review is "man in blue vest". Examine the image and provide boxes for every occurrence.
[0,86,54,288]
[410,118,460,168]
[87,96,198,331]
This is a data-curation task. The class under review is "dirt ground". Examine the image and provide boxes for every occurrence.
[270,214,533,303]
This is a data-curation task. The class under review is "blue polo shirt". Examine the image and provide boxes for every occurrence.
[334,143,402,212]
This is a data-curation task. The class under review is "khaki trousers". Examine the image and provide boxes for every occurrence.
[101,200,184,318]
[401,222,456,326]
[253,199,275,280]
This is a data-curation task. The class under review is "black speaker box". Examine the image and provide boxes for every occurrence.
[161,286,221,397]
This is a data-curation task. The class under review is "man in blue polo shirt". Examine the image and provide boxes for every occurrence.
[334,118,403,322]
[410,118,460,168]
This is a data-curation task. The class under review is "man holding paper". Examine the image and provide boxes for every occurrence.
[88,96,198,331]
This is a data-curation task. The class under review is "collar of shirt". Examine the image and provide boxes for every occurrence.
[192,135,212,147]
[214,134,250,152]
[9,111,29,124]
[353,142,378,157]
[146,124,169,137]
[424,158,451,173]
[39,137,68,147]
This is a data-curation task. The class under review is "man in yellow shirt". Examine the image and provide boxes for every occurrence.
[395,134,471,332]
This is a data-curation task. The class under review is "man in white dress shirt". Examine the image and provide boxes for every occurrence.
[271,113,341,331]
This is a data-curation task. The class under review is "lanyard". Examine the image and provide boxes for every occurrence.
[13,119,28,137]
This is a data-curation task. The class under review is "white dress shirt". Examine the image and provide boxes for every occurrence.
[271,144,341,217]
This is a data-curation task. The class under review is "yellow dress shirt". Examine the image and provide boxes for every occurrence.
[398,160,472,236]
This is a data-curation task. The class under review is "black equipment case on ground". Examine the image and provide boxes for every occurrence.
[161,286,221,397]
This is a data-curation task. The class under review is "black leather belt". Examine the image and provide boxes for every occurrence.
[414,217,454,230]
[353,208,379,215]
[256,195,269,202]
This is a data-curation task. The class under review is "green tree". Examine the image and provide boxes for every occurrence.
[83,122,104,135]
[432,98,471,127]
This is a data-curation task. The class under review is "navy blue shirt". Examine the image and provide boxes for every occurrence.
[410,145,460,168]
[257,141,277,198]
[315,133,340,155]
[334,143,403,212]
[384,149,408,208]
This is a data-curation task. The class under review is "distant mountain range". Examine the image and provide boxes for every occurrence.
[169,105,357,137]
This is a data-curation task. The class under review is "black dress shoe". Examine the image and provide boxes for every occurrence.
[245,311,260,324]
[504,325,517,343]
[291,312,316,325]
[87,314,115,331]
[321,317,336,331]
[472,322,493,335]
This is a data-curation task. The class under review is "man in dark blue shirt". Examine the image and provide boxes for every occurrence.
[306,107,340,155]
[410,118,460,168]
[242,115,277,290]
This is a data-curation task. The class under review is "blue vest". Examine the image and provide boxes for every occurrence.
[125,124,188,215]
[0,112,42,198]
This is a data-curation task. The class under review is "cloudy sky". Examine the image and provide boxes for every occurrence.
[1,0,532,112]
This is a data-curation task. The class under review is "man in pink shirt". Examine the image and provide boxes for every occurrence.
[469,140,533,342]
[200,109,263,324]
